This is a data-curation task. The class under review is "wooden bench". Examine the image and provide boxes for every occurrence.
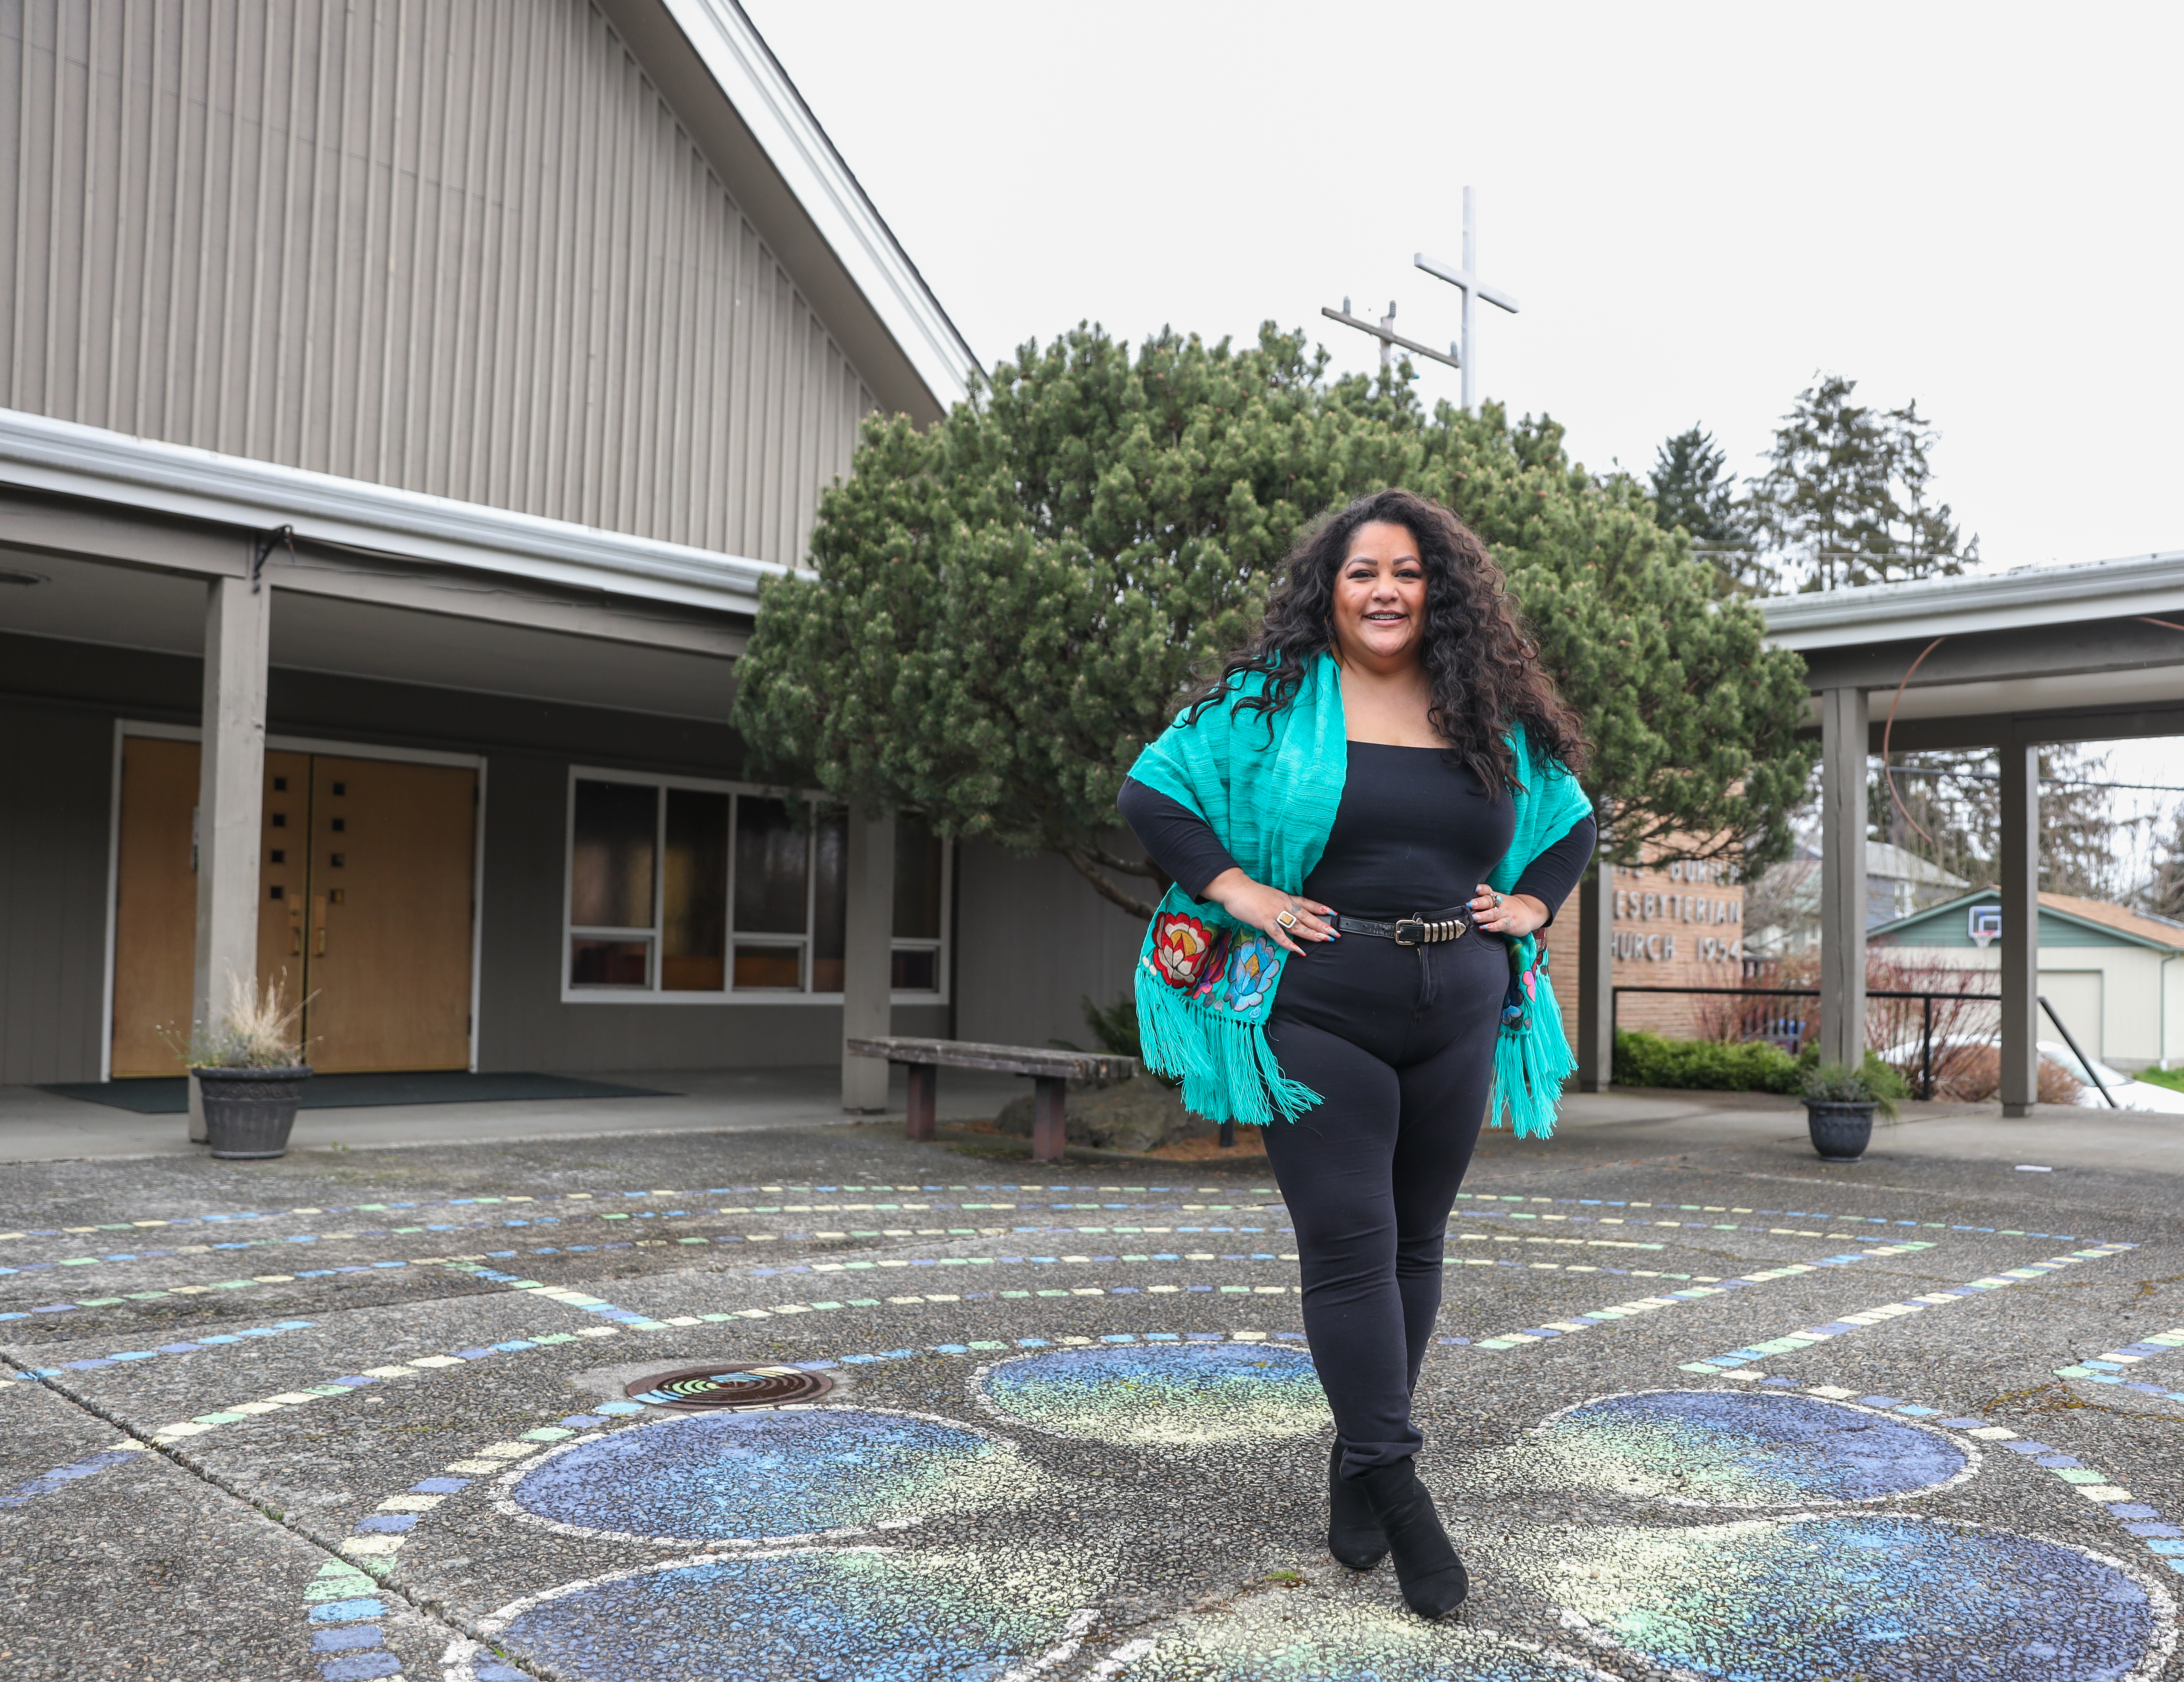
[845,1036,1139,1164]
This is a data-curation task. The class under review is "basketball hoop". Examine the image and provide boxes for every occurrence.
[1968,906,2001,948]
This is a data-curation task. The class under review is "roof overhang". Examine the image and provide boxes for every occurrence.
[604,0,977,423]
[1755,550,2184,747]
[0,409,791,619]
[1760,551,2184,652]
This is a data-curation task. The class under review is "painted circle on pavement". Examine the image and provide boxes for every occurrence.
[505,1408,1039,1541]
[1526,1514,2172,1682]
[1120,1596,1615,1681]
[1532,1389,1973,1507]
[977,1342,1328,1446]
[453,1547,1103,1682]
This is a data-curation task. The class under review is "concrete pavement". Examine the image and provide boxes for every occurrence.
[3,1081,2181,1680]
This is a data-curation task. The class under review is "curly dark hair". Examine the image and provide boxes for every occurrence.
[1189,488,1586,791]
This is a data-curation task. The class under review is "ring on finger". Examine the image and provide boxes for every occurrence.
[1275,907,1298,930]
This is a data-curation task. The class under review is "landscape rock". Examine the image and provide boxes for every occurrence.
[992,1073,1220,1154]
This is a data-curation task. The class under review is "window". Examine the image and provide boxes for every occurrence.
[892,816,945,992]
[564,771,948,1001]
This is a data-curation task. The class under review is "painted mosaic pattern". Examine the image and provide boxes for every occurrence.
[1120,1589,1612,1681]
[471,1546,1102,1682]
[978,1342,1329,1446]
[1526,1389,1970,1507]
[507,1408,1039,1540]
[1511,1514,2166,1682]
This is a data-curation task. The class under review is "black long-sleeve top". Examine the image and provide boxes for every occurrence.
[1118,742,1596,924]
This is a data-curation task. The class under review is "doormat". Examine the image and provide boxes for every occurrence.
[39,1072,675,1115]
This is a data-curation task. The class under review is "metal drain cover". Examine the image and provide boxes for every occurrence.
[625,1364,834,1409]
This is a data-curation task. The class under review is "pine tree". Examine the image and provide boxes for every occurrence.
[2143,810,2184,921]
[1648,425,1759,593]
[733,324,1817,918]
[1867,746,2126,901]
[1744,375,1977,592]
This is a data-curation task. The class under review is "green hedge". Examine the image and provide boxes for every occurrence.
[1613,1031,1804,1093]
[1610,1032,1914,1100]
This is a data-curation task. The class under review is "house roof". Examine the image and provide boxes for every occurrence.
[1867,840,1969,889]
[1870,887,2184,953]
[2037,891,2184,950]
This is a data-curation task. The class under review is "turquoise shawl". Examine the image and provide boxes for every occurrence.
[1127,652,1592,1138]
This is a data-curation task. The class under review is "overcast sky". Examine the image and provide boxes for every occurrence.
[745,0,2183,575]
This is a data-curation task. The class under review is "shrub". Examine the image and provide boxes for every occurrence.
[1801,1059,1904,1121]
[158,973,311,1070]
[1930,1044,2084,1106]
[1612,1031,1802,1093]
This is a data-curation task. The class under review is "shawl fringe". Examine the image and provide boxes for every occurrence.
[1489,961,1575,1140]
[1135,959,1320,1129]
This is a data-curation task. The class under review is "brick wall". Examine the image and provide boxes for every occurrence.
[1556,858,1746,1041]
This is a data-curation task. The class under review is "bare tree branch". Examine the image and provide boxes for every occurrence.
[1084,843,1161,880]
[1063,849,1158,920]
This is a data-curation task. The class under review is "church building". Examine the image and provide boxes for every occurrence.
[0,0,1143,1117]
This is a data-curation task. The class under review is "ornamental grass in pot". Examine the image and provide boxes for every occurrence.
[164,977,314,1160]
[1799,1059,1904,1164]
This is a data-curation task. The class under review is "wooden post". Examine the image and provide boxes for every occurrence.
[841,808,895,1113]
[1999,733,2040,1116]
[1575,860,1616,1091]
[1818,686,1869,1073]
[190,575,271,1142]
[905,1062,936,1142]
[1032,1076,1067,1164]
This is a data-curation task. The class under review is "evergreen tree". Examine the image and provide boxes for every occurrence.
[734,324,1816,918]
[1867,746,2126,901]
[1744,374,1977,592]
[1648,425,1759,593]
[2142,809,2184,921]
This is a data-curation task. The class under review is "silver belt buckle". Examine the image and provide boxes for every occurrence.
[1394,917,1427,946]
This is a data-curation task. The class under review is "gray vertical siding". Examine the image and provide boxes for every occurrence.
[0,0,874,566]
[952,841,1149,1053]
[0,700,112,1083]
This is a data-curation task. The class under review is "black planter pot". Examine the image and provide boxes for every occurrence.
[194,1065,311,1159]
[1804,1099,1875,1163]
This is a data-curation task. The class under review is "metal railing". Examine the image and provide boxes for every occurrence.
[1608,984,2117,1107]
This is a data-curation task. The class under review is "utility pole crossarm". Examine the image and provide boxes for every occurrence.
[1318,306,1462,372]
[1412,252,1519,315]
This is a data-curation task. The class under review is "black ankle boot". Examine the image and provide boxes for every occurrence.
[1326,1440,1388,1570]
[1357,1457,1468,1618]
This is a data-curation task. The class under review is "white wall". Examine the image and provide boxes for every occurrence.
[1882,943,2173,1069]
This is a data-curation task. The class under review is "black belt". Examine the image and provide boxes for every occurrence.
[1334,905,1473,946]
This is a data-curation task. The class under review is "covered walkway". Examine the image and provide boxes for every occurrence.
[1761,550,2184,1111]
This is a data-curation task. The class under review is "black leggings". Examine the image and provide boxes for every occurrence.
[1259,921,1503,1476]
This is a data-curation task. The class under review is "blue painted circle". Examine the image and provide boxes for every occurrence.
[491,1549,1092,1682]
[981,1343,1328,1445]
[1123,1615,1606,1681]
[1538,1390,1968,1505]
[508,1409,1025,1539]
[1554,1516,2162,1682]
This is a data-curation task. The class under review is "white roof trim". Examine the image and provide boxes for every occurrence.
[0,409,791,616]
[663,0,976,411]
[1760,550,2184,650]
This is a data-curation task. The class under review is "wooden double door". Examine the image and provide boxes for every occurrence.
[112,739,477,1076]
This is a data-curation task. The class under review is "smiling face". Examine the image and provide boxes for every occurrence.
[1329,520,1428,669]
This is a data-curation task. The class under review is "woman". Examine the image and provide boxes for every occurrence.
[1118,488,1595,1619]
